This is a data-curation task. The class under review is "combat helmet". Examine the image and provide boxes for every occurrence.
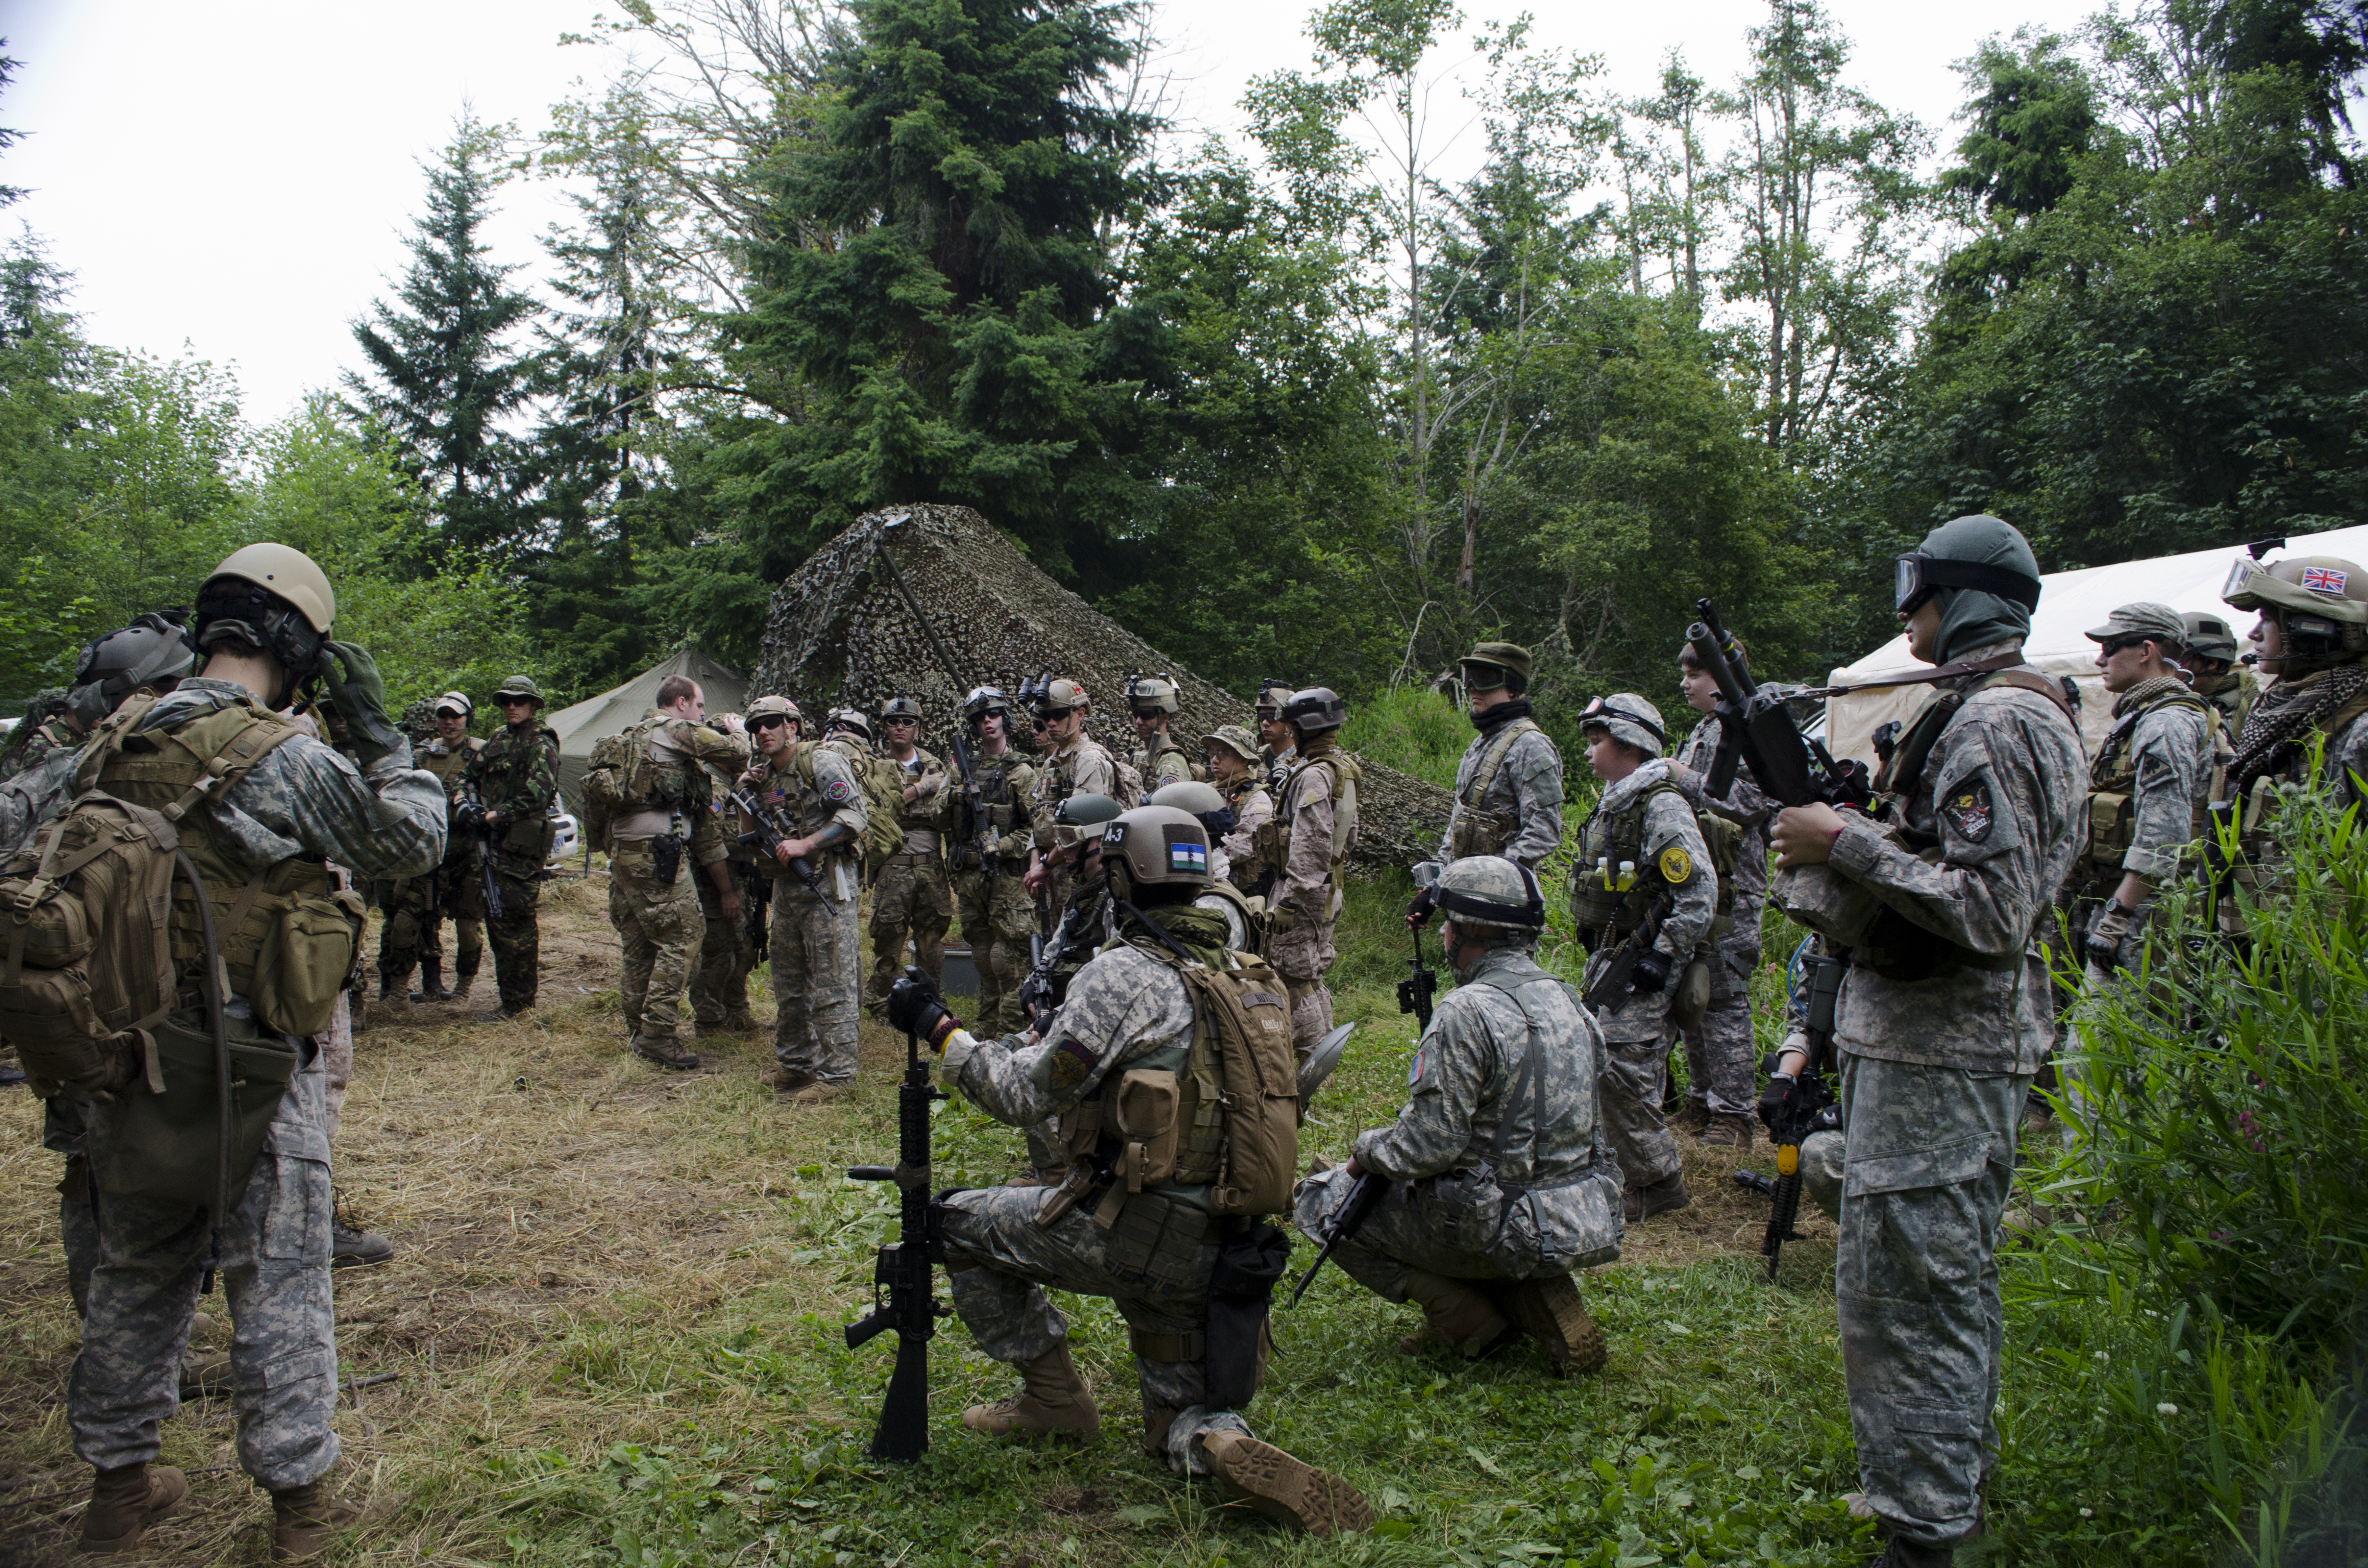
[1125,674,1180,715]
[1033,678,1089,716]
[747,694,802,729]
[961,685,1012,725]
[1101,804,1213,897]
[2223,554,2368,671]
[1280,686,1347,735]
[829,707,876,742]
[879,694,925,725]
[68,612,198,727]
[1151,779,1234,846]
[1579,693,1667,760]
[1433,856,1546,933]
[2181,611,2243,667]
[193,543,336,690]
[492,674,546,708]
[1050,791,1123,853]
[1254,678,1291,718]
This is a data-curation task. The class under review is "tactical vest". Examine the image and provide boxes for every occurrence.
[1569,780,1731,953]
[947,751,1031,873]
[2080,686,2213,882]
[1449,717,1541,859]
[1254,745,1360,896]
[417,735,482,793]
[1132,732,1199,802]
[593,718,708,816]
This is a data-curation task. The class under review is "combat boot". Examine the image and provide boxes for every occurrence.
[784,1080,847,1104]
[1700,1113,1755,1151]
[375,976,411,1021]
[1506,1274,1608,1376]
[1623,1172,1693,1222]
[1402,1270,1517,1359]
[179,1351,233,1398]
[415,955,450,1003]
[78,1461,188,1553]
[271,1478,364,1561]
[1198,1430,1373,1535]
[1668,1098,1712,1138]
[632,1033,700,1071]
[476,1001,531,1023]
[960,1345,1100,1441]
[332,1212,395,1269]
[449,964,476,1003]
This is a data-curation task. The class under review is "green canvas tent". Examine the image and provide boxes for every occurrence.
[547,643,749,812]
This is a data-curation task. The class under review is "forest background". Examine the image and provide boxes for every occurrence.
[1,0,2364,749]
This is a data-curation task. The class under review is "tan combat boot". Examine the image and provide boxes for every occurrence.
[1623,1172,1694,1222]
[375,980,411,1022]
[632,1033,700,1071]
[1506,1274,1609,1376]
[271,1478,364,1561]
[1700,1113,1755,1151]
[959,1345,1101,1442]
[1199,1430,1373,1535]
[784,1080,847,1105]
[1401,1270,1517,1358]
[1668,1099,1712,1138]
[79,1461,188,1554]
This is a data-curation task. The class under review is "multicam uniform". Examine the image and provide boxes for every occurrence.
[1670,713,1773,1118]
[1570,761,1716,1193]
[375,731,485,995]
[750,739,868,1086]
[2065,678,2212,966]
[1131,731,1196,804]
[691,821,764,1029]
[1216,774,1273,893]
[868,747,951,1010]
[64,677,445,1496]
[943,747,1038,1034]
[1436,708,1563,872]
[461,719,560,1012]
[585,715,748,1048]
[1031,730,1118,918]
[1295,944,1622,1297]
[1265,736,1358,1060]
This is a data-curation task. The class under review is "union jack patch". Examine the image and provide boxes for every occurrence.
[2303,564,2349,595]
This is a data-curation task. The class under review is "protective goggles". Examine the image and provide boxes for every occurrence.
[1894,553,2043,615]
[1436,864,1546,929]
[2218,554,2362,611]
[1578,697,1665,745]
[1459,659,1511,691]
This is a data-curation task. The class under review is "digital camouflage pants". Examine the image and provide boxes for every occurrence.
[610,841,704,1041]
[867,854,951,1012]
[691,859,761,1024]
[486,866,542,1010]
[1591,986,1683,1189]
[952,867,1036,1036]
[1265,919,1336,1064]
[374,854,483,989]
[69,1060,339,1492]
[772,877,860,1084]
[1836,1052,2028,1551]
[1676,930,1762,1116]
[939,1185,1254,1475]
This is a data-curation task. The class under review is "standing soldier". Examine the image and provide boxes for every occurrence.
[49,543,445,1556]
[1768,514,2084,1568]
[2181,609,2256,739]
[741,695,869,1102]
[376,691,484,1013]
[694,709,772,1039]
[1203,724,1273,893]
[461,675,560,1021]
[1125,674,1196,802]
[1666,640,1775,1148]
[1569,694,1712,1222]
[945,686,1038,1034]
[2067,604,2212,980]
[867,694,951,1014]
[2219,553,2368,809]
[1435,643,1564,873]
[582,675,748,1069]
[1256,679,1297,793]
[1297,858,1619,1372]
[889,807,1372,1534]
[1267,687,1359,1066]
[1024,677,1117,920]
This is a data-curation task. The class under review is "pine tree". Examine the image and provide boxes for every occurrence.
[345,116,540,554]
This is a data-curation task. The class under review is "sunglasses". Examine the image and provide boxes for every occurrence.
[497,697,535,707]
[2097,636,2154,658]
[885,717,919,726]
[751,716,790,732]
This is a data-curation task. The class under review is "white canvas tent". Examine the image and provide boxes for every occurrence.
[546,644,750,811]
[1825,523,2368,765]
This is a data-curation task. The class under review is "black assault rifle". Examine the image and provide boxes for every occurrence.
[727,785,831,903]
[1398,861,1441,1030]
[1685,599,1873,813]
[1290,1167,1386,1306]
[873,539,1001,877]
[843,969,950,1460]
[1752,947,1843,1280]
[1018,894,1101,1023]
[453,784,506,923]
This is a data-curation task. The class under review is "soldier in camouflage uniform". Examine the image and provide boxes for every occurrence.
[60,544,446,1556]
[1767,514,2084,1568]
[1298,857,1619,1374]
[1570,694,1713,1222]
[1125,674,1196,803]
[2067,604,2212,980]
[2182,609,2256,741]
[891,806,1372,1535]
[1024,677,1118,921]
[1255,679,1296,795]
[867,694,951,1013]
[1435,643,1564,873]
[1667,638,1776,1148]
[944,686,1039,1034]
[0,694,83,782]
[693,708,768,1037]
[375,691,485,1011]
[740,696,869,1102]
[461,674,560,1020]
[584,675,748,1069]
[2222,553,2368,812]
[1203,724,1273,892]
[1265,688,1359,1065]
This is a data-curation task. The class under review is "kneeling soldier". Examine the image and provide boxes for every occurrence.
[890,806,1371,1534]
[1297,857,1620,1372]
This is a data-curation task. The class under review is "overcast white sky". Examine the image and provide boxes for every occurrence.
[0,0,2098,425]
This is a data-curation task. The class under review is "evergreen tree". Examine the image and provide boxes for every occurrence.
[345,116,540,554]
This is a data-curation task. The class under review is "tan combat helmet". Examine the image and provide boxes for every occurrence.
[2223,554,2368,672]
[961,685,1012,726]
[829,707,876,743]
[879,694,925,725]
[193,543,337,683]
[1125,674,1180,715]
[748,694,802,728]
[1034,678,1089,716]
[1102,804,1213,893]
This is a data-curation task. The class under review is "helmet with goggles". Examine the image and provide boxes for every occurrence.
[2222,554,2368,669]
[1579,693,1667,759]
[1894,551,2044,618]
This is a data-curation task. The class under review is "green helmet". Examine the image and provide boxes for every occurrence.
[492,674,545,706]
[1579,693,1667,759]
[1434,856,1546,932]
[1102,804,1213,890]
[1280,686,1347,735]
[2223,554,2368,670]
[1051,790,1123,852]
[2181,611,2242,666]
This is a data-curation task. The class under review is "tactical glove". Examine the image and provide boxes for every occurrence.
[1757,1072,1802,1139]
[887,966,959,1052]
[1406,885,1438,928]
[1629,949,1670,994]
[2084,902,2137,974]
[320,641,403,766]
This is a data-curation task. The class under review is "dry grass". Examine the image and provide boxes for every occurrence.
[0,872,1826,1567]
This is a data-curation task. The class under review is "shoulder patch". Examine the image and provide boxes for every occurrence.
[1943,779,1995,843]
[1408,1047,1425,1087]
[823,777,856,805]
[1657,844,1694,884]
[1045,1036,1098,1091]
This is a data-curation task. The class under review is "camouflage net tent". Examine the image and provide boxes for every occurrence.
[752,504,1453,868]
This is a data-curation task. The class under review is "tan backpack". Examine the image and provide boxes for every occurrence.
[1120,949,1300,1215]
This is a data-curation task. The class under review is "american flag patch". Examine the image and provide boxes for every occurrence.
[2303,565,2349,595]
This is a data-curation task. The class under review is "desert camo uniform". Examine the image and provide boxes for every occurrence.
[1267,736,1357,1061]
[1029,727,1117,918]
[753,738,868,1088]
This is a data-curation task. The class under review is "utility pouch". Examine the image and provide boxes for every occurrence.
[1102,1190,1209,1294]
[86,1011,299,1207]
[652,833,686,889]
[1670,957,1713,1030]
[1205,1223,1290,1407]
[250,890,365,1038]
[1114,1069,1181,1191]
[503,813,556,866]
[2085,792,2134,864]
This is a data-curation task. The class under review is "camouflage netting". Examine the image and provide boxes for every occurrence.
[752,504,1452,868]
